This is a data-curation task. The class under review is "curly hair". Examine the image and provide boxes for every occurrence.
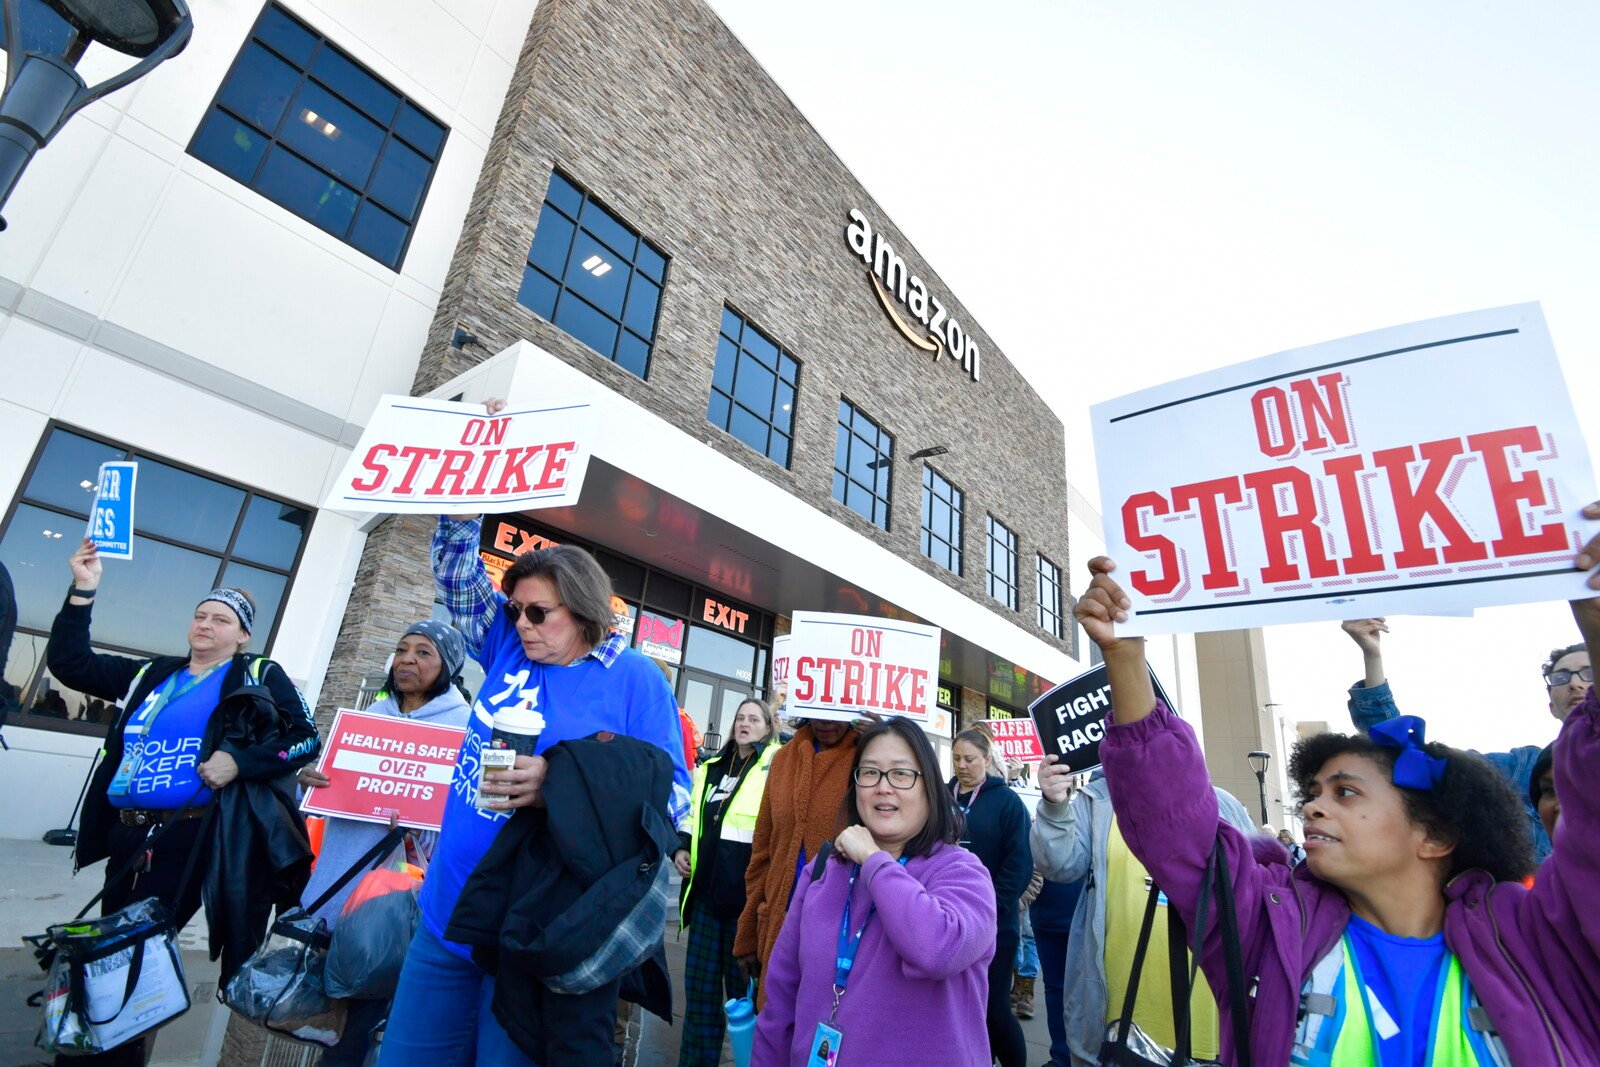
[1289,732,1534,884]
[1542,642,1588,679]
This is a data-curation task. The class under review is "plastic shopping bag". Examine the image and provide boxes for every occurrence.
[34,898,190,1057]
[221,910,345,1048]
[323,862,422,1000]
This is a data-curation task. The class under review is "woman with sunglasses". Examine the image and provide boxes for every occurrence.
[381,408,691,1066]
[1070,505,1600,1065]
[752,717,996,1066]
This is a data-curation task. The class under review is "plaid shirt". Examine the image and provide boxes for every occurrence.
[432,516,688,828]
[544,859,672,996]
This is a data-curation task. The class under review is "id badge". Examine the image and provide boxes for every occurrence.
[808,1022,842,1067]
[107,743,142,798]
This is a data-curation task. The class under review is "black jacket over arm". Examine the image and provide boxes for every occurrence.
[447,732,679,1067]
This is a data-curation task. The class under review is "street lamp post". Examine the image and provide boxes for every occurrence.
[1247,750,1272,827]
[0,0,193,228]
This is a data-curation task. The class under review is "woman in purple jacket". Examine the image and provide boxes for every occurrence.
[1072,505,1600,1066]
[751,716,997,1066]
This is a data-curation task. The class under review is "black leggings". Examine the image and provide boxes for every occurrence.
[987,928,1027,1067]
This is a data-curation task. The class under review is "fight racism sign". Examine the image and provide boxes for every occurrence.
[1092,304,1599,635]
[327,395,597,514]
[300,710,467,831]
[784,612,939,724]
[1029,664,1176,773]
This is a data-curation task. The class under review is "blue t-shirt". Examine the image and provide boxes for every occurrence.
[110,666,228,810]
[1344,915,1451,1066]
[420,611,691,958]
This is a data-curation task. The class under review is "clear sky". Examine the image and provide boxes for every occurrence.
[710,0,1600,755]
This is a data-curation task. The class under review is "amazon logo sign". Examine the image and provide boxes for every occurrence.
[845,208,981,382]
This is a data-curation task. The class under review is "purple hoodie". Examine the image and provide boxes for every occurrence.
[1101,687,1600,1066]
[751,841,996,1066]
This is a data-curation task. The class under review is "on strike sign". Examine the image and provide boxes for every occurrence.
[978,718,1045,764]
[785,612,939,724]
[1029,664,1176,773]
[1092,304,1599,634]
[300,710,466,831]
[327,395,597,514]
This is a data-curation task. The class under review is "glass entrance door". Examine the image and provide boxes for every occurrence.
[679,667,757,758]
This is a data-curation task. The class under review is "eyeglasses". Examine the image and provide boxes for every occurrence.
[1546,666,1593,687]
[503,600,563,626]
[854,766,922,790]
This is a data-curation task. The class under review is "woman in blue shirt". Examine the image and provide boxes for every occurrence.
[380,489,690,1067]
[48,538,321,1067]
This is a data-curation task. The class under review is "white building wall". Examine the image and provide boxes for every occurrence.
[0,0,538,840]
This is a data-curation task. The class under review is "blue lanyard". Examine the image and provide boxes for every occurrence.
[132,664,222,743]
[833,857,910,992]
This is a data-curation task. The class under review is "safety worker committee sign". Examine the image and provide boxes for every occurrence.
[1091,303,1599,635]
[784,612,939,724]
[300,709,467,831]
[327,394,597,514]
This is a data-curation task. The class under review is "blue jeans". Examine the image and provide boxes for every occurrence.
[1035,926,1072,1067]
[1014,911,1039,979]
[378,923,537,1067]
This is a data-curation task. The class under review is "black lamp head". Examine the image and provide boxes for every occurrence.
[43,0,189,57]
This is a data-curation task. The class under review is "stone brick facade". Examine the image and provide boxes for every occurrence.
[318,0,1072,711]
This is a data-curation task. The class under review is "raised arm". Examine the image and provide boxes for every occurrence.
[1342,618,1402,732]
[431,516,500,661]
[45,541,143,701]
[1074,557,1279,978]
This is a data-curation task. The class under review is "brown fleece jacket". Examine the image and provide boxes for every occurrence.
[733,723,859,1008]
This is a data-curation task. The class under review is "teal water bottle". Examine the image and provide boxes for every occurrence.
[725,979,756,1067]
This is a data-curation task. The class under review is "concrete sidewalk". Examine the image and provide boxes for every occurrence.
[3,837,1055,1066]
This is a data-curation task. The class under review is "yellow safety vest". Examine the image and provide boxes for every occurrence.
[680,742,775,927]
[1291,934,1511,1067]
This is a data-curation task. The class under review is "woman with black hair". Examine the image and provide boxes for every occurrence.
[751,716,997,1066]
[1071,507,1600,1065]
[297,620,471,1066]
[949,727,1031,1067]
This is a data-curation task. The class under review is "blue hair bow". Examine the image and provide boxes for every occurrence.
[1368,716,1447,791]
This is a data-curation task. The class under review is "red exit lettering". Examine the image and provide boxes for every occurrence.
[702,599,749,634]
[492,523,561,556]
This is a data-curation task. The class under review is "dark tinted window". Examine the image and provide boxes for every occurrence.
[832,400,893,530]
[0,428,315,736]
[987,515,1018,610]
[517,171,667,378]
[188,3,447,269]
[920,467,963,574]
[707,308,798,468]
[1037,555,1063,638]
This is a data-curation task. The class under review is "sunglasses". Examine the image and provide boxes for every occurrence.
[503,600,563,626]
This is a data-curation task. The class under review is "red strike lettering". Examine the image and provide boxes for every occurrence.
[351,444,398,492]
[1117,423,1565,590]
[791,656,929,714]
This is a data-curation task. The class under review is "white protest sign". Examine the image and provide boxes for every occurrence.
[770,634,790,692]
[785,612,939,723]
[327,395,597,514]
[85,461,137,560]
[1092,304,1599,635]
